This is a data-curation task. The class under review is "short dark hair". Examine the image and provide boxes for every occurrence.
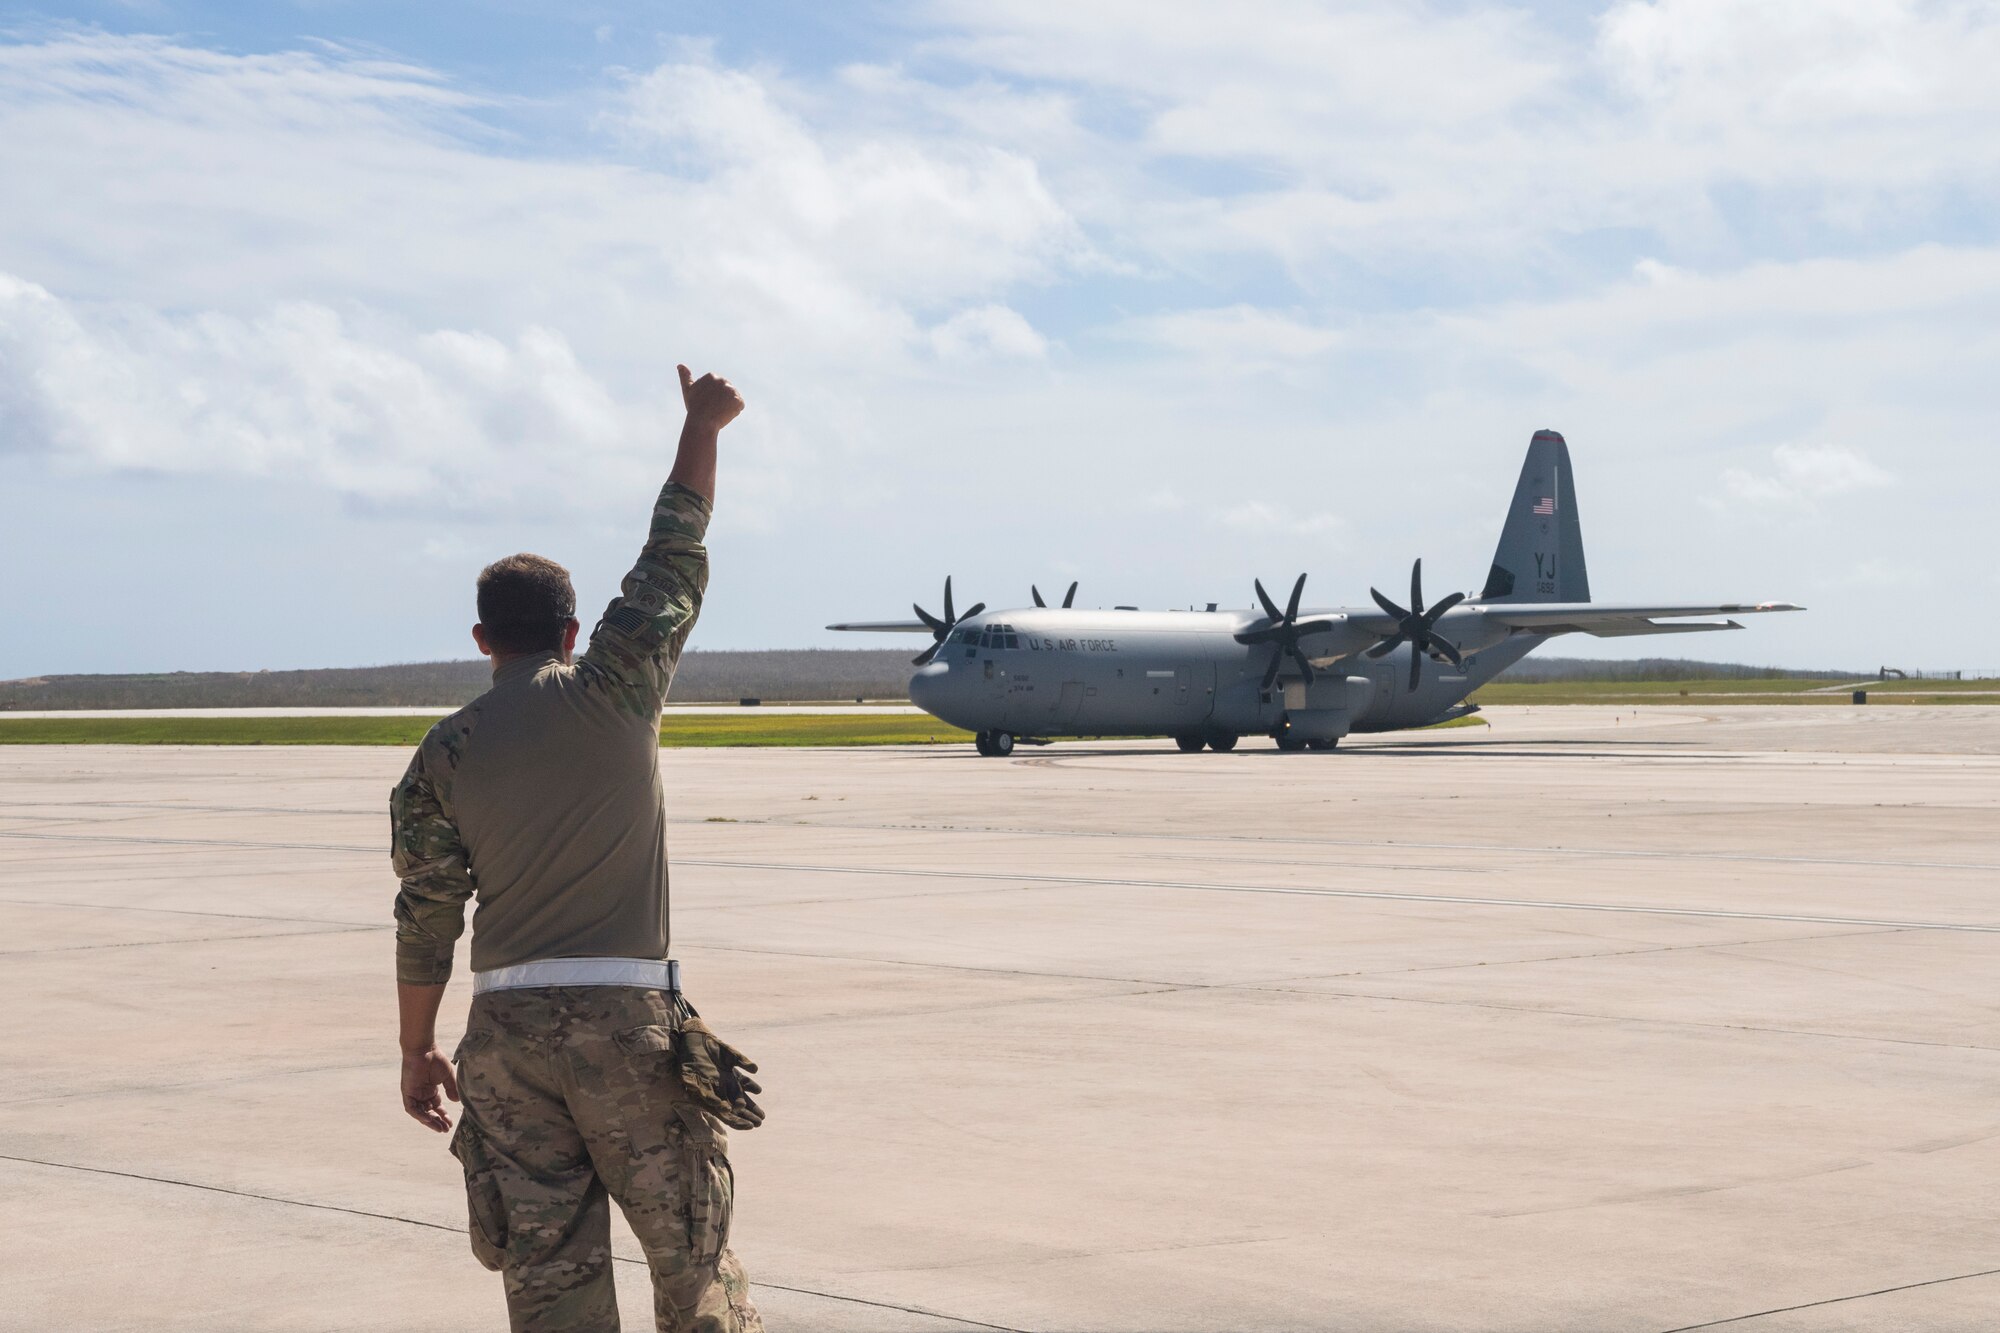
[476,553,577,655]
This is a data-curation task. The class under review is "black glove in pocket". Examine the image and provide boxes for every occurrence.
[674,1016,765,1131]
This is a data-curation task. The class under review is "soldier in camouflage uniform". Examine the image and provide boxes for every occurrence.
[392,365,763,1332]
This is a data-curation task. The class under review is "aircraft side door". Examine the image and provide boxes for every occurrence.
[1176,657,1216,721]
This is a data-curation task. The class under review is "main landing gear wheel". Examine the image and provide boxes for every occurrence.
[1208,734,1239,753]
[1174,735,1206,753]
[1274,729,1309,752]
[976,730,1015,757]
[1306,738,1340,751]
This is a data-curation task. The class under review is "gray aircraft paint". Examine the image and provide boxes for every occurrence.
[1484,428,1587,604]
[832,432,1801,749]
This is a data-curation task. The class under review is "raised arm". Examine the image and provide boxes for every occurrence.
[580,365,744,712]
[666,363,740,502]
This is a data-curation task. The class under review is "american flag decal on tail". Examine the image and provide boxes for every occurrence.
[1532,496,1555,515]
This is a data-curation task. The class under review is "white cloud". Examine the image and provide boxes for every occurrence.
[0,273,646,505]
[616,54,1086,312]
[1122,305,1342,365]
[905,0,2000,275]
[1217,501,1343,538]
[1719,442,1894,509]
[0,32,1099,516]
[927,305,1047,361]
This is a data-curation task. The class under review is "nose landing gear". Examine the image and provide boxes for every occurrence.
[1273,717,1341,752]
[974,730,1016,757]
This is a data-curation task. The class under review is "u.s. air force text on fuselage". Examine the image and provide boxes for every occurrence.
[831,430,1802,757]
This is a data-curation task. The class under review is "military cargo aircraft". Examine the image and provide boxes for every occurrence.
[830,431,1802,755]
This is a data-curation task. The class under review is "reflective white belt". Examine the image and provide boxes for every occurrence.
[471,957,680,994]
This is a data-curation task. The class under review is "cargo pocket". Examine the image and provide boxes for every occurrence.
[672,1102,734,1267]
[448,1114,509,1272]
[614,1023,677,1061]
[452,1026,493,1063]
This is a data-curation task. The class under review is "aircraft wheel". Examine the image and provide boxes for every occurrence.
[987,730,1016,757]
[1275,730,1308,753]
[974,731,995,756]
[1174,735,1206,753]
[1306,738,1340,751]
[1208,734,1239,753]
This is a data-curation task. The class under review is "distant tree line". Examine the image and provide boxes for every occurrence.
[0,650,1858,711]
[0,650,917,709]
[1490,656,1853,683]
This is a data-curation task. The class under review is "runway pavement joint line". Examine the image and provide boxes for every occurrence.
[740,817,2000,874]
[0,923,382,956]
[679,857,2000,935]
[0,1152,1032,1332]
[1265,984,2000,1054]
[0,895,379,927]
[1254,925,1908,985]
[1657,1263,2000,1331]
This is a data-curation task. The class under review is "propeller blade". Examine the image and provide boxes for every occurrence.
[913,604,946,635]
[1032,585,1046,607]
[962,602,986,621]
[1422,591,1466,625]
[1432,636,1465,668]
[1408,646,1423,692]
[1291,648,1316,685]
[1409,558,1424,618]
[1370,588,1408,620]
[913,643,939,666]
[1253,578,1282,622]
[1234,626,1281,645]
[1261,650,1283,691]
[1285,573,1306,623]
[1365,640,1399,659]
[1063,581,1077,608]
[943,576,955,626]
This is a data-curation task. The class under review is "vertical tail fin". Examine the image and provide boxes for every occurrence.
[1480,429,1588,604]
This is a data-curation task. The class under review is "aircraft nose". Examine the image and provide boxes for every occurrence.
[908,660,951,714]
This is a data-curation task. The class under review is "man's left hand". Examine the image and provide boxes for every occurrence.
[401,1046,459,1132]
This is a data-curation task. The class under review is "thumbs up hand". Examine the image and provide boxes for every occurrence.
[678,364,745,433]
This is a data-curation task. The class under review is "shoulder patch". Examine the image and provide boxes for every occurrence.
[603,605,650,636]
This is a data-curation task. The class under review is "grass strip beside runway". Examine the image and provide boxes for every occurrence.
[0,714,978,747]
[1471,679,1995,705]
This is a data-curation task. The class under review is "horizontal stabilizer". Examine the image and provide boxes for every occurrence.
[1534,617,1743,638]
[1480,600,1808,640]
[826,619,935,634]
[1480,601,1802,631]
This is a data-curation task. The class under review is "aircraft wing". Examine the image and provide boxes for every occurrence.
[826,619,935,633]
[1475,601,1804,638]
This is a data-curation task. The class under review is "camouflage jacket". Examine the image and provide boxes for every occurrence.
[389,481,712,986]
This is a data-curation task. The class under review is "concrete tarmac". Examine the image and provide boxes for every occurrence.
[2,705,1997,1332]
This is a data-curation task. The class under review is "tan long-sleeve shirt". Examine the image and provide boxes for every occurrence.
[388,481,711,986]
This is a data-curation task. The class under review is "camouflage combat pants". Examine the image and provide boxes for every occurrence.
[451,987,763,1333]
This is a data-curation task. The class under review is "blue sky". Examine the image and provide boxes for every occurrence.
[4,1,1998,676]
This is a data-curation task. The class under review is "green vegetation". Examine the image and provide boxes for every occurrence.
[658,715,974,747]
[1471,678,1995,706]
[18,652,1990,713]
[0,649,917,711]
[0,714,976,747]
